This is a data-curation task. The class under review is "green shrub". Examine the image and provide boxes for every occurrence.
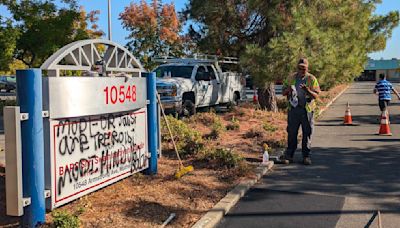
[161,115,204,156]
[211,118,225,137]
[262,122,278,132]
[203,114,225,139]
[226,116,240,131]
[244,127,264,139]
[52,210,80,228]
[202,148,244,168]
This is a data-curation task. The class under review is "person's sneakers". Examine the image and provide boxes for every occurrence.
[279,155,293,165]
[303,157,312,165]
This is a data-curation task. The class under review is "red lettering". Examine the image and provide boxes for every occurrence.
[119,85,125,103]
[132,85,136,102]
[126,85,132,100]
[104,87,109,104]
[59,167,64,176]
[104,84,137,105]
[110,86,118,104]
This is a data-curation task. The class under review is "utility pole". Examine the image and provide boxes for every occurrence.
[108,0,112,40]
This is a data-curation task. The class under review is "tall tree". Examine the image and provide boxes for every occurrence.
[0,16,19,71]
[1,0,104,68]
[120,0,183,70]
[185,0,399,111]
[182,0,252,57]
[243,0,399,110]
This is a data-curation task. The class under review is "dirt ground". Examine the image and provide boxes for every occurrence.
[0,84,347,228]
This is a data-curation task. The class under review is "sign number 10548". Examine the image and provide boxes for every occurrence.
[104,85,137,104]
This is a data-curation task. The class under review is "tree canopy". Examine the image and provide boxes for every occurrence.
[0,16,19,71]
[0,0,104,70]
[120,0,183,70]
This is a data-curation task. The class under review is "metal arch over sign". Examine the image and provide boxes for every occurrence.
[41,39,145,77]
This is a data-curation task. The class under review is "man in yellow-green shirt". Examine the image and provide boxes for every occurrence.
[282,58,320,165]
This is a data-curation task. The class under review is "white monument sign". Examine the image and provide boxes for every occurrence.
[40,39,151,209]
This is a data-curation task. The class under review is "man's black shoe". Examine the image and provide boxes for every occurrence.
[280,155,293,165]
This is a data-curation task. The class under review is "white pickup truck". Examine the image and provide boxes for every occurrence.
[153,57,245,115]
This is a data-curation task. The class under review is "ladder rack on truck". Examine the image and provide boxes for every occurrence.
[153,55,239,65]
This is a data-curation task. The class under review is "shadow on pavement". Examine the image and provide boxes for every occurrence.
[351,138,400,142]
[219,142,400,227]
[265,144,400,199]
[218,189,346,228]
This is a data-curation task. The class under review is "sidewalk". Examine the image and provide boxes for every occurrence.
[218,82,400,228]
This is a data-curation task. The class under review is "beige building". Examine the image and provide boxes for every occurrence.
[360,59,400,82]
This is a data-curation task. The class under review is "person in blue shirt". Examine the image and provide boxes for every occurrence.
[373,74,400,112]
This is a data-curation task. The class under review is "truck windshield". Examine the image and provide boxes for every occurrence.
[154,66,193,79]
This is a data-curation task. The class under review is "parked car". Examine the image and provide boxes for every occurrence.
[0,76,16,92]
[153,56,245,116]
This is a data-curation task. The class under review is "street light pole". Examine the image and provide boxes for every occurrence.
[108,0,112,40]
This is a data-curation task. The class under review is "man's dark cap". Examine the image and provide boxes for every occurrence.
[298,58,309,67]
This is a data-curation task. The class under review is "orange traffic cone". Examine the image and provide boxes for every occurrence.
[344,102,353,125]
[378,110,392,136]
[253,89,258,104]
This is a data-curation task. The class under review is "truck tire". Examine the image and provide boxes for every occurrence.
[182,100,196,116]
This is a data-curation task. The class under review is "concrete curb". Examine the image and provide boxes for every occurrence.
[317,84,351,117]
[191,161,274,228]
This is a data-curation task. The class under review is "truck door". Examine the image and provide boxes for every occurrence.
[207,65,220,105]
[194,65,210,107]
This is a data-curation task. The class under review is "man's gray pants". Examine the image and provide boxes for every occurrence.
[285,106,314,158]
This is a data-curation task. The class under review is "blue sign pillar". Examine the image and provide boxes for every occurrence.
[145,72,158,174]
[16,69,46,227]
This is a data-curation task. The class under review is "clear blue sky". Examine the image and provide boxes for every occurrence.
[0,0,399,59]
[78,0,400,60]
